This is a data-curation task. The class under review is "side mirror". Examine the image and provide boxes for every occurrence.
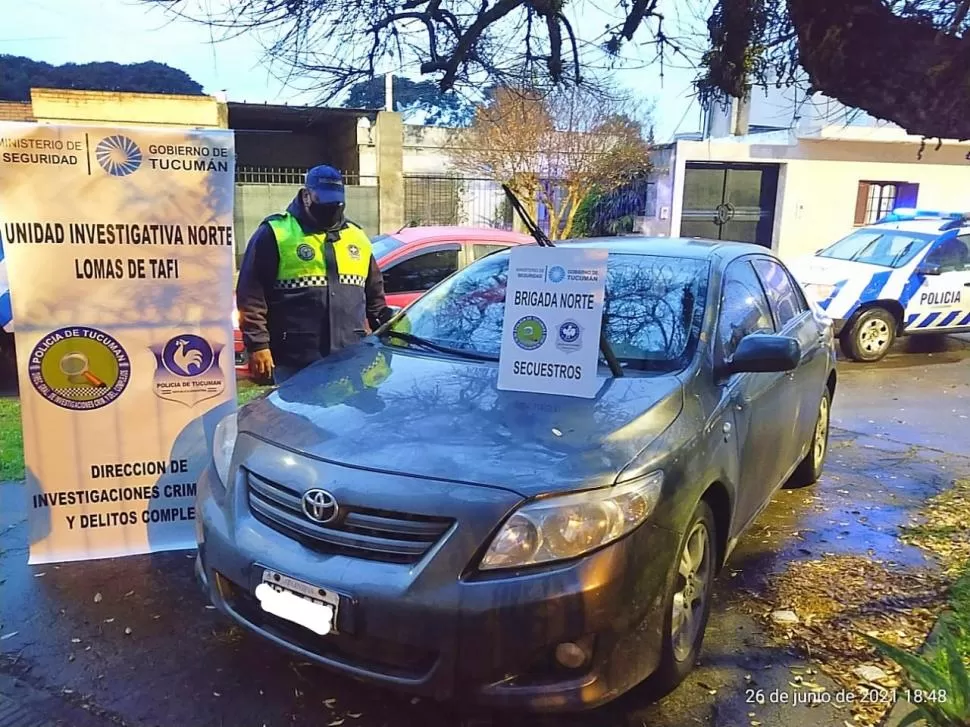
[388,305,402,315]
[916,261,942,276]
[724,334,801,375]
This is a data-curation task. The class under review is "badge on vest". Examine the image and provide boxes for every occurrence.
[296,243,316,261]
[347,244,361,260]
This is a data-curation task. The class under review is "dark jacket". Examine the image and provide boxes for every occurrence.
[236,196,388,369]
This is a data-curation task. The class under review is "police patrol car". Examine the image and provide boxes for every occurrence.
[788,209,970,362]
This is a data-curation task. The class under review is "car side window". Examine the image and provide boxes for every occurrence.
[752,258,807,330]
[471,243,510,260]
[718,260,776,361]
[923,235,970,273]
[383,249,461,294]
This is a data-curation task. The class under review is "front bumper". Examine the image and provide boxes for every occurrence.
[195,446,677,712]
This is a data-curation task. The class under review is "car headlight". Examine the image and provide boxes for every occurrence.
[212,412,238,486]
[803,283,836,302]
[480,471,664,570]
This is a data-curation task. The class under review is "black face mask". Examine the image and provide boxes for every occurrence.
[307,201,344,230]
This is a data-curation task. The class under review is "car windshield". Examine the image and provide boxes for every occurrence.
[817,228,936,268]
[371,234,406,260]
[385,251,710,373]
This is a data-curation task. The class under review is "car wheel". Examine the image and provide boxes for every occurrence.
[841,307,895,362]
[787,387,832,488]
[650,500,716,696]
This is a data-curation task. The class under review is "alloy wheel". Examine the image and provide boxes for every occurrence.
[671,521,712,662]
[814,394,830,464]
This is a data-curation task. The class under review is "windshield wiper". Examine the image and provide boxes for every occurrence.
[501,184,624,378]
[380,330,498,362]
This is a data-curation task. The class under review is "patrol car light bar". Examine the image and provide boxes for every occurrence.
[880,208,970,225]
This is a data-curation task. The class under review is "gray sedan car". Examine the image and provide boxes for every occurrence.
[197,238,837,711]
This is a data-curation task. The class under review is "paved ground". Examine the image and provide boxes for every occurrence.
[1,335,968,727]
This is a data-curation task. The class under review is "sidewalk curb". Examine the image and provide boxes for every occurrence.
[0,673,122,727]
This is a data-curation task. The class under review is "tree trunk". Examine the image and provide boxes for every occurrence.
[787,0,970,140]
[560,187,583,240]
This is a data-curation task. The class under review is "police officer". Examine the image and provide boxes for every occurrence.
[236,165,393,383]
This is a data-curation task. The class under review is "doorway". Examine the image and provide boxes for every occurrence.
[680,163,780,248]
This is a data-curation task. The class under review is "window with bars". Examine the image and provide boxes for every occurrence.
[854,181,919,225]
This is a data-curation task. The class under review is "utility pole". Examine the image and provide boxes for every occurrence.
[384,73,394,112]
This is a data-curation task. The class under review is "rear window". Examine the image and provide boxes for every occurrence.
[818,228,935,268]
[371,234,406,261]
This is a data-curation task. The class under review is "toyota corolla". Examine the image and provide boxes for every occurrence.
[197,238,837,711]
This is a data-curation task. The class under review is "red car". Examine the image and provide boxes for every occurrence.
[233,226,532,376]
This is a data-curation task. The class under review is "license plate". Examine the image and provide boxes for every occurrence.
[255,570,339,636]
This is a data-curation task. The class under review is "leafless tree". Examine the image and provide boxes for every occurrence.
[449,84,652,239]
[149,0,970,139]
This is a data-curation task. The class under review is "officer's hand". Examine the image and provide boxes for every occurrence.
[250,349,274,378]
[376,306,395,326]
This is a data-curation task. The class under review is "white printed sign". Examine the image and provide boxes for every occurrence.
[0,121,237,564]
[498,246,608,398]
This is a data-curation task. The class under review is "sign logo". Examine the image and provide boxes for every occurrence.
[513,316,547,350]
[556,319,583,353]
[95,135,143,177]
[28,327,130,411]
[302,489,339,524]
[150,334,225,407]
[547,265,566,283]
[347,244,361,260]
[296,243,316,262]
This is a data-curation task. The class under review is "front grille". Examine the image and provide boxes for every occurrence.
[246,470,454,564]
[218,572,437,678]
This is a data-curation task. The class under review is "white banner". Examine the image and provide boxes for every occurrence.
[498,246,608,398]
[0,122,237,564]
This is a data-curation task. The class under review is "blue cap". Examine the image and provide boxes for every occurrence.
[305,165,345,204]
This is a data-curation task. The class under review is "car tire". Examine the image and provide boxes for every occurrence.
[841,307,896,362]
[787,387,832,488]
[649,500,717,697]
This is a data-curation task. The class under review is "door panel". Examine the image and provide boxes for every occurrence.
[904,236,970,331]
[752,257,825,466]
[681,164,779,247]
[717,260,799,529]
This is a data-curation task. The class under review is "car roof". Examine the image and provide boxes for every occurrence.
[551,236,773,263]
[387,226,533,244]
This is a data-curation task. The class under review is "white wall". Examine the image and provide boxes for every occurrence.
[672,137,970,261]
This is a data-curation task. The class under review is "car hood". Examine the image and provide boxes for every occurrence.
[788,254,888,285]
[238,340,684,497]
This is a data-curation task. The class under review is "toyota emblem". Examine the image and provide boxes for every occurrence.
[302,489,339,524]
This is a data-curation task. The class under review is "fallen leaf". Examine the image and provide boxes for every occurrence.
[323,698,336,708]
[347,713,362,719]
[124,590,134,598]
[34,572,46,577]
[327,720,345,727]
[71,638,81,644]
[213,692,221,697]
[0,631,19,641]
[93,592,103,603]
[124,627,132,635]
[104,618,114,624]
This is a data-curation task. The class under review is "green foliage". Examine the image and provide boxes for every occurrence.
[862,615,970,726]
[342,76,490,127]
[0,397,24,481]
[0,55,203,102]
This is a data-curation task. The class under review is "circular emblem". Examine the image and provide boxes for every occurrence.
[161,334,215,377]
[558,320,581,344]
[714,202,736,226]
[347,244,361,260]
[513,316,547,350]
[302,489,339,524]
[95,135,143,177]
[296,243,316,262]
[28,326,130,411]
[548,265,566,283]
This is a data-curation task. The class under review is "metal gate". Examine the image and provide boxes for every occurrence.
[680,163,780,247]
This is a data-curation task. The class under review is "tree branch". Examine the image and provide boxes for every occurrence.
[788,0,970,139]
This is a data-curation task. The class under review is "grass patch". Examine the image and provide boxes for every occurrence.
[0,397,24,482]
[0,381,275,482]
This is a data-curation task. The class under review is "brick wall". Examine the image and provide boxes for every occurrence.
[0,102,33,122]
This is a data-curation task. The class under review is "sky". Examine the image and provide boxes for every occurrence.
[1,0,709,141]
